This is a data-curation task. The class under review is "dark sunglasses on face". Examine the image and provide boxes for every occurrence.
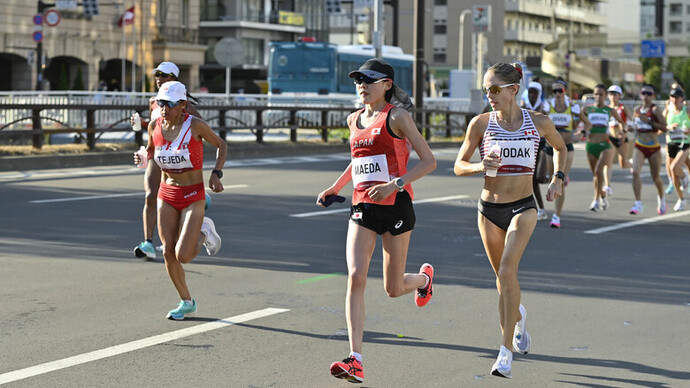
[640,90,654,96]
[353,75,390,85]
[155,100,181,108]
[552,88,564,94]
[154,71,175,78]
[482,83,516,94]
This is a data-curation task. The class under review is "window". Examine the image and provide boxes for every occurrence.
[434,0,447,5]
[243,38,265,66]
[433,53,446,63]
[181,0,189,27]
[434,25,446,34]
[669,3,682,15]
[670,21,682,34]
[158,0,167,25]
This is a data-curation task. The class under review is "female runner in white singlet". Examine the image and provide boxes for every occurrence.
[454,63,566,379]
[317,58,436,384]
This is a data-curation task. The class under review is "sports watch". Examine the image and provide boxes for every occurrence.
[393,177,405,192]
[554,171,565,180]
[211,169,223,179]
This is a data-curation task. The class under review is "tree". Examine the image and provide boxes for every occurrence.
[56,65,69,90]
[72,67,85,90]
[644,65,661,91]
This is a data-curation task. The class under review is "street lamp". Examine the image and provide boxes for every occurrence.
[458,9,471,70]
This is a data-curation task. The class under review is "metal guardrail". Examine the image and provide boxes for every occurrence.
[0,100,471,150]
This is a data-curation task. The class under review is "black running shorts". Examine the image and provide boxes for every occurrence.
[350,190,415,235]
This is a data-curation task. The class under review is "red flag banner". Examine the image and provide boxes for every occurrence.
[117,6,135,27]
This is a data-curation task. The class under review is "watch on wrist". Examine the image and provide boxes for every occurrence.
[211,169,223,179]
[554,171,565,181]
[393,177,405,192]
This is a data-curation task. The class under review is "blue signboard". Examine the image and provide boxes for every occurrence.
[641,40,665,58]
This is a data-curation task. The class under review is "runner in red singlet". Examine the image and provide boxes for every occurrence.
[317,58,436,384]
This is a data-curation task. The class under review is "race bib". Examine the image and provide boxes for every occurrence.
[351,154,390,190]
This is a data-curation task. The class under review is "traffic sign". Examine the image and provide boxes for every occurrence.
[33,14,43,25]
[32,31,43,43]
[472,5,491,33]
[45,9,61,27]
[213,37,245,67]
[641,39,665,58]
[55,0,78,9]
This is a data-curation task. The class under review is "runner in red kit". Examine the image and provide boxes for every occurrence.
[316,58,437,384]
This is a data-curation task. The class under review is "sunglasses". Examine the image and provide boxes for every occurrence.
[154,71,175,78]
[640,90,654,96]
[482,83,516,94]
[155,100,181,108]
[353,75,390,85]
[552,89,564,94]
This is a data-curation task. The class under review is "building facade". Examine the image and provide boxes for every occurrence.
[0,0,207,92]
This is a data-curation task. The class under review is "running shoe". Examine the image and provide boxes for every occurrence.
[201,217,222,255]
[550,214,561,228]
[156,245,164,253]
[133,241,156,260]
[629,202,643,215]
[600,196,609,211]
[603,185,613,196]
[330,357,364,383]
[415,263,434,307]
[491,345,513,379]
[657,196,667,215]
[536,209,549,221]
[166,299,196,320]
[674,198,687,211]
[513,304,531,354]
[665,182,674,195]
[589,200,600,212]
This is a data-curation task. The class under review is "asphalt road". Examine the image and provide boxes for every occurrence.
[1,145,688,387]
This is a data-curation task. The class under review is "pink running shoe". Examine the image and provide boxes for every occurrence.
[414,263,434,307]
[330,357,363,383]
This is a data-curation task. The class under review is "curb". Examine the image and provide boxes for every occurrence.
[0,140,459,172]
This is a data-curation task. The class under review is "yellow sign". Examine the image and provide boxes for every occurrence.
[279,11,304,26]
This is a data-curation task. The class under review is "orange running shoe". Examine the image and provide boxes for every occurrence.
[414,263,434,307]
[330,356,364,383]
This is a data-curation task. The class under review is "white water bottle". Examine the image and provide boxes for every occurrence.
[132,112,142,131]
[486,143,501,177]
[136,146,148,169]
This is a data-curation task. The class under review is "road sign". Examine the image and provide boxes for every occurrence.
[32,31,43,43]
[472,5,491,33]
[33,14,43,25]
[55,0,78,9]
[213,38,245,67]
[45,9,62,27]
[641,39,665,58]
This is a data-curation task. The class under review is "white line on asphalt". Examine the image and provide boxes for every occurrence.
[290,194,470,218]
[584,210,690,234]
[0,307,290,386]
[28,185,248,204]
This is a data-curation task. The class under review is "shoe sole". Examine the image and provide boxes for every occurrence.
[415,263,433,307]
[166,311,196,320]
[203,217,222,255]
[133,246,155,261]
[330,364,363,383]
[491,368,512,379]
[513,331,531,354]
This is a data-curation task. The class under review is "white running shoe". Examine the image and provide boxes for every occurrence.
[201,217,222,255]
[629,201,643,215]
[657,196,667,215]
[589,200,600,212]
[600,196,609,211]
[491,345,513,379]
[673,198,687,211]
[513,304,531,354]
[603,185,613,196]
[537,209,549,221]
[550,214,561,228]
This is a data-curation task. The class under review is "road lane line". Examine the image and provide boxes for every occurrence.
[584,210,690,234]
[28,185,248,204]
[0,307,289,385]
[296,272,344,284]
[289,194,469,218]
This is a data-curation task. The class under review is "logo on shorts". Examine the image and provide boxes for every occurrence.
[352,212,363,220]
[184,190,198,199]
[394,220,403,229]
[512,206,526,214]
[371,127,381,135]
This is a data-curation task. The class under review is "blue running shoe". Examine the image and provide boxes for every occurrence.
[133,241,156,260]
[665,182,674,194]
[166,299,196,320]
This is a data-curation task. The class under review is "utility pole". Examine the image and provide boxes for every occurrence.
[35,0,54,90]
[413,0,424,135]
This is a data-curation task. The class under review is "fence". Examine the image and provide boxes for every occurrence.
[0,92,473,149]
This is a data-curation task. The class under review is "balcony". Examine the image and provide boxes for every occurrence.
[505,0,607,26]
[154,26,199,44]
[200,10,306,33]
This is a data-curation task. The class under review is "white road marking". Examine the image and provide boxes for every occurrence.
[584,210,690,234]
[290,194,470,218]
[28,185,248,204]
[0,307,289,385]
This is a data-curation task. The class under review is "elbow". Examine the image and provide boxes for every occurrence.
[428,158,437,173]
